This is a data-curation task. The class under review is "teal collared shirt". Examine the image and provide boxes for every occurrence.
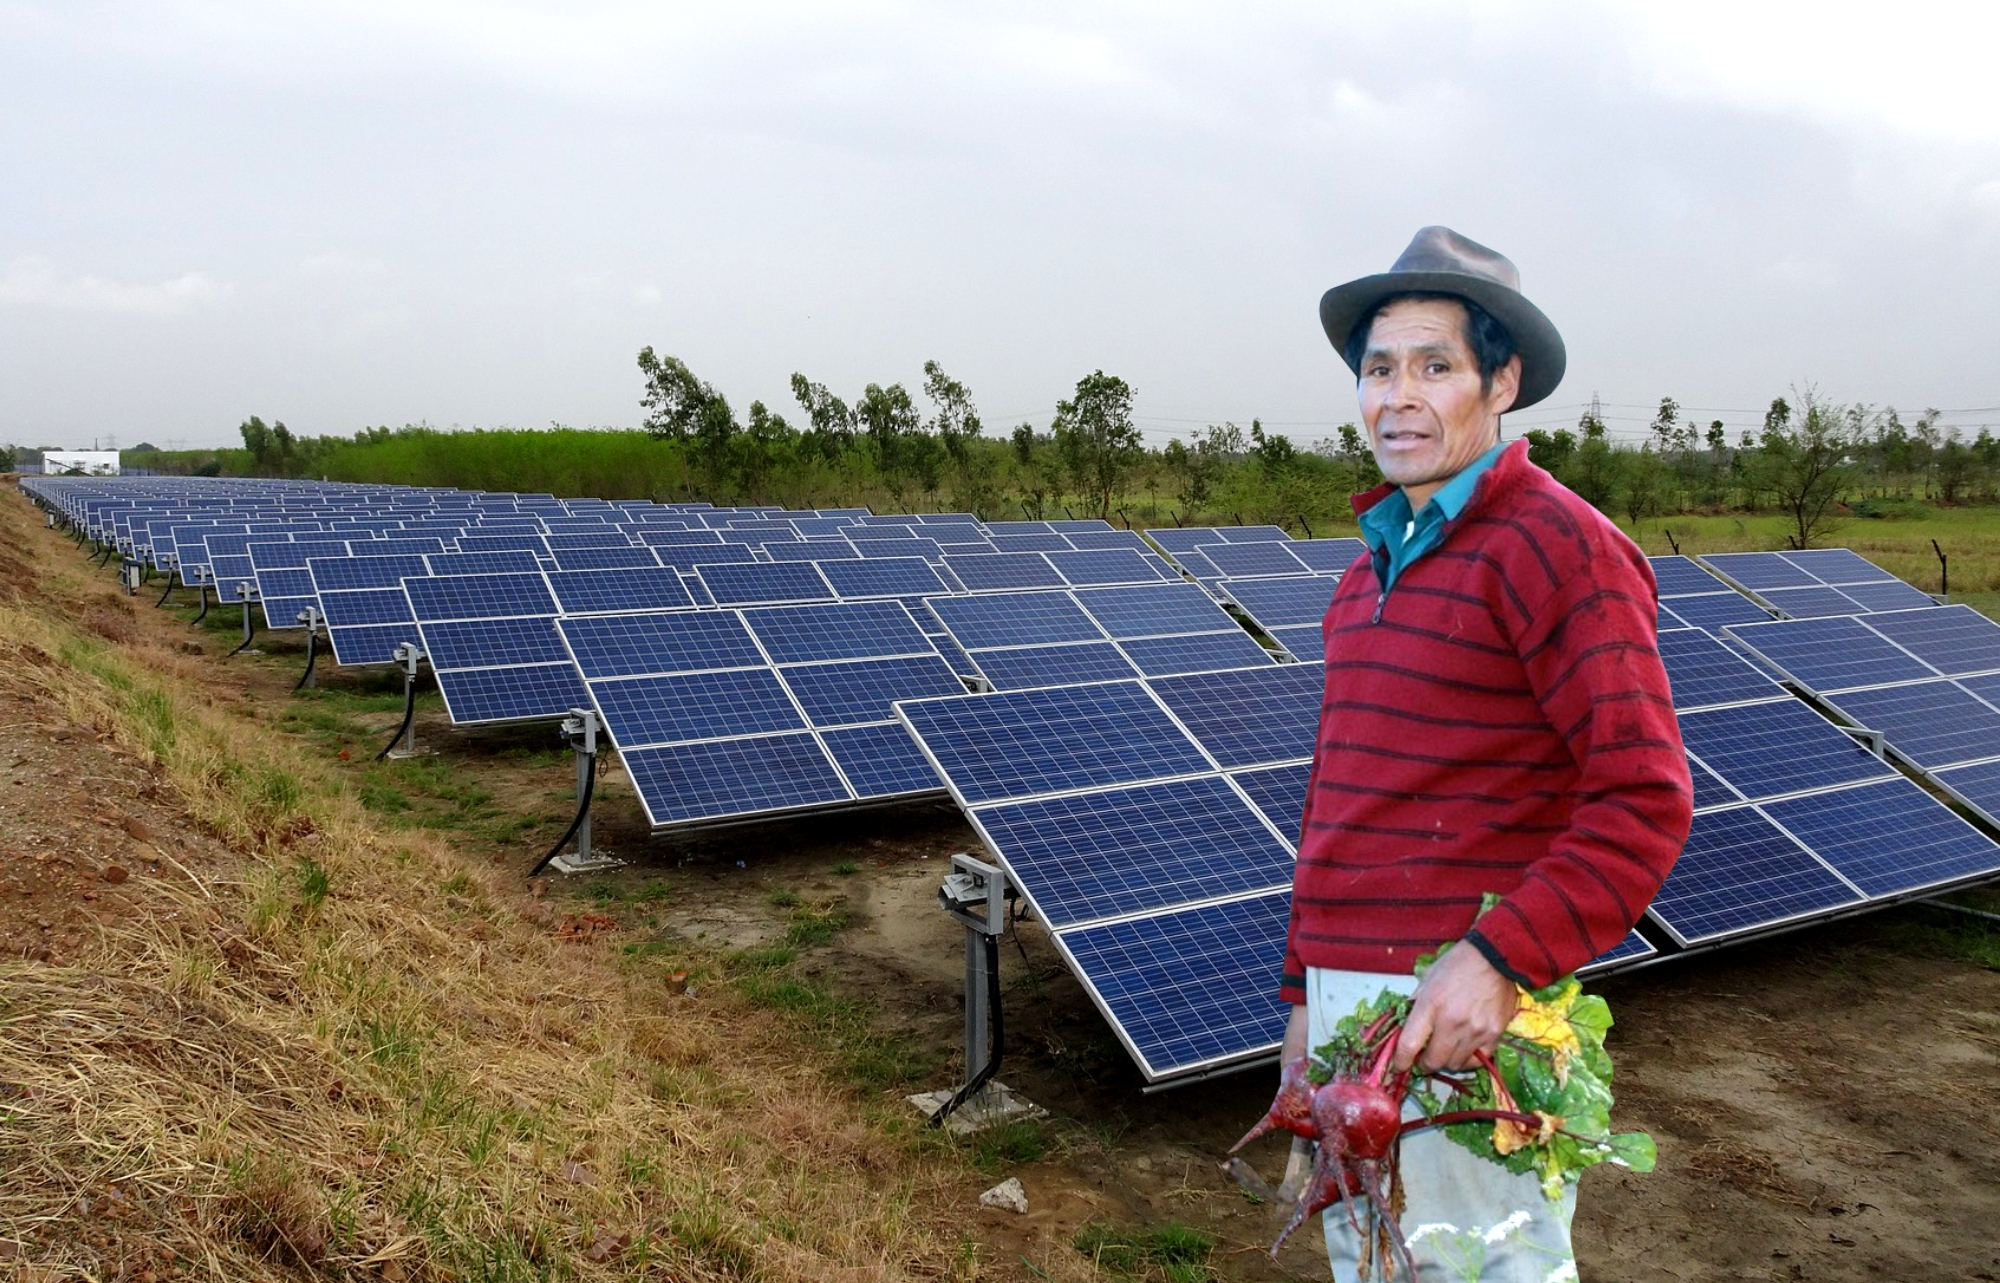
[1358,439,1509,589]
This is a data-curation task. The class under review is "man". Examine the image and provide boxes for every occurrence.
[1276,227,1692,1280]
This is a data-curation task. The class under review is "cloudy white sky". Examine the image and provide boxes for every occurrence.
[7,1,2000,452]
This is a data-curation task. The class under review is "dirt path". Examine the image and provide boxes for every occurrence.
[7,484,1999,1282]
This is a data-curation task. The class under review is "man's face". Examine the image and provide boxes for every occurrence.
[1357,297,1522,509]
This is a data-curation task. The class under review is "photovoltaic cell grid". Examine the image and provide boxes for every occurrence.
[921,584,1278,690]
[1697,549,1940,620]
[895,666,1654,1081]
[554,601,963,828]
[404,572,588,724]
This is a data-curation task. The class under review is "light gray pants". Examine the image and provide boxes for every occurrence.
[1306,967,1577,1282]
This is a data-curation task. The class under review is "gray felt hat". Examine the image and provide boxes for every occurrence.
[1318,226,1566,411]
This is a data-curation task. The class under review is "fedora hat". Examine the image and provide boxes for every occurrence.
[1319,226,1566,411]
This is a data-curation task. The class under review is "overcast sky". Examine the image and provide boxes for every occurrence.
[7,1,2000,453]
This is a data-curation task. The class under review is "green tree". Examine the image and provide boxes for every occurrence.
[1761,388,1858,549]
[1523,427,1576,474]
[1567,407,1617,510]
[1010,423,1057,518]
[1249,419,1297,480]
[789,373,857,462]
[922,360,999,512]
[1051,370,1142,518]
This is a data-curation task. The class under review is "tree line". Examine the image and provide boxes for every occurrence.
[151,354,2000,546]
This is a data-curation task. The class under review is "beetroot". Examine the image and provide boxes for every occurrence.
[1226,1055,1319,1151]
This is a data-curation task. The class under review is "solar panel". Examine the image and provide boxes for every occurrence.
[1722,616,1936,692]
[1757,586,1867,619]
[365,537,448,557]
[1678,701,1895,801]
[317,588,412,627]
[940,553,1066,592]
[1064,530,1153,553]
[1046,548,1168,586]
[1779,548,1896,584]
[457,534,548,555]
[696,561,834,605]
[1817,680,2000,770]
[560,611,764,679]
[1860,605,2000,676]
[1221,575,1340,629]
[1762,778,2000,898]
[433,663,591,725]
[1585,932,1658,969]
[821,722,945,797]
[924,590,1105,649]
[818,556,950,600]
[548,545,660,571]
[1289,538,1367,573]
[420,617,571,669]
[971,642,1144,690]
[1934,759,2000,827]
[1700,551,1820,591]
[740,600,935,664]
[1828,580,1939,613]
[1648,555,1728,596]
[1072,582,1239,638]
[973,777,1293,928]
[1656,591,1773,632]
[1173,549,1223,582]
[619,736,851,826]
[405,572,558,622]
[1118,631,1275,677]
[309,554,431,591]
[326,623,414,667]
[777,655,965,726]
[1216,525,1292,543]
[763,539,862,562]
[545,567,696,615]
[1646,806,1863,946]
[1150,662,1324,769]
[1230,762,1310,837]
[1959,670,2000,712]
[1269,625,1325,661]
[425,550,544,576]
[1056,891,1292,1081]
[988,532,1072,553]
[591,669,806,745]
[1198,541,1308,578]
[1688,758,1739,810]
[1654,628,1787,710]
[896,681,1213,805]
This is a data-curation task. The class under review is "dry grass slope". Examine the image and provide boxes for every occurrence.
[0,492,991,1281]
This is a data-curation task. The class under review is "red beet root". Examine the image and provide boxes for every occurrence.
[1312,1078,1402,1161]
[1228,1056,1319,1153]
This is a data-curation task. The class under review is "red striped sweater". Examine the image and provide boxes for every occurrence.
[1280,441,1691,1002]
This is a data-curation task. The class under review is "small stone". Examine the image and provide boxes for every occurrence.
[123,818,153,843]
[562,1161,596,1185]
[978,1177,1028,1214]
[102,865,129,885]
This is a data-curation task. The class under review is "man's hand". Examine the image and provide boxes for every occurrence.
[1391,943,1518,1073]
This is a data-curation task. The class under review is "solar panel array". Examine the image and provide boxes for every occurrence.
[1724,605,2000,835]
[1698,549,1940,619]
[924,582,1274,691]
[31,475,2000,1089]
[895,663,1653,1082]
[557,601,965,826]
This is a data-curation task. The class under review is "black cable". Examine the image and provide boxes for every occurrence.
[929,932,1004,1129]
[374,671,418,761]
[227,605,257,657]
[292,626,319,691]
[528,747,597,878]
[155,574,177,607]
[193,585,209,624]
